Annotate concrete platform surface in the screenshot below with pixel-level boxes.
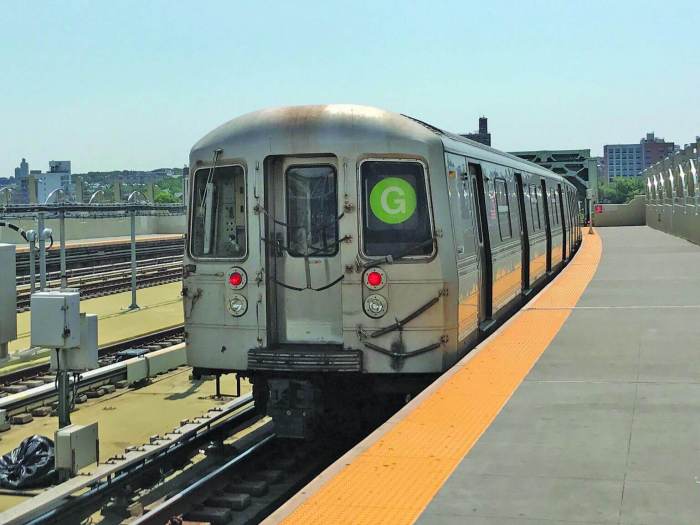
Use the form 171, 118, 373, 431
270, 226, 700, 525
416, 226, 700, 525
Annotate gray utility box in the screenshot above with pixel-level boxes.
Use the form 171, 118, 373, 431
0, 244, 17, 346
55, 422, 99, 474
31, 290, 81, 349
50, 313, 98, 371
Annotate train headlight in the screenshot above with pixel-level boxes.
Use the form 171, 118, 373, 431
363, 267, 386, 290
227, 267, 247, 289
364, 294, 388, 318
227, 294, 248, 317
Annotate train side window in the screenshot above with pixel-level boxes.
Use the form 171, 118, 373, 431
550, 191, 557, 225
361, 160, 433, 258
529, 184, 541, 231
286, 165, 338, 257
550, 189, 559, 225
190, 165, 247, 259
495, 178, 512, 240
535, 186, 545, 227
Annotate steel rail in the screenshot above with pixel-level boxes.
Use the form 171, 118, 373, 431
133, 430, 276, 525
15, 239, 184, 276
15, 255, 183, 285
16, 262, 181, 292
15, 267, 183, 310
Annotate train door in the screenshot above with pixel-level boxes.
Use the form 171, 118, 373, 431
557, 184, 567, 260
514, 173, 530, 292
468, 162, 492, 326
265, 156, 343, 345
446, 153, 480, 341
540, 179, 552, 273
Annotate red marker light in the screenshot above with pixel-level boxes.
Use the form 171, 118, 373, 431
228, 272, 243, 287
367, 271, 383, 287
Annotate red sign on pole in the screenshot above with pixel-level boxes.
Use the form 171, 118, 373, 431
594, 204, 603, 214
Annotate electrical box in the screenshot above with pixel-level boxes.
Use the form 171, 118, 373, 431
30, 290, 81, 349
0, 244, 16, 345
50, 314, 98, 371
55, 422, 99, 474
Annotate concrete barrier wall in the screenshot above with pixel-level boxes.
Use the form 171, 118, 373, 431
641, 139, 700, 245
0, 214, 185, 244
646, 202, 700, 245
592, 195, 646, 227
126, 343, 187, 384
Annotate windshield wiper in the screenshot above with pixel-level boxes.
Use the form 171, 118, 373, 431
362, 236, 436, 268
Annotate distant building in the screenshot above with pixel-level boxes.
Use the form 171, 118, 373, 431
604, 143, 642, 179
641, 133, 675, 171
13, 158, 31, 202
13, 160, 73, 203
604, 133, 674, 180
38, 161, 72, 202
461, 117, 491, 146
14, 158, 29, 179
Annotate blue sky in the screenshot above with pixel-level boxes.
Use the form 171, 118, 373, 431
1, 0, 698, 176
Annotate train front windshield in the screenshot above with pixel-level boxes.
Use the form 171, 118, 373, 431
361, 160, 433, 258
190, 165, 247, 258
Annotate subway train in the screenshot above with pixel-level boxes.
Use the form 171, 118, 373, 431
183, 105, 582, 437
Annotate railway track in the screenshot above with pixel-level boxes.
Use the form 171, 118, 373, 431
15, 401, 363, 525
0, 325, 185, 390
134, 431, 350, 525
0, 339, 388, 525
15, 255, 183, 287
7, 395, 262, 525
15, 238, 184, 277
15, 259, 183, 311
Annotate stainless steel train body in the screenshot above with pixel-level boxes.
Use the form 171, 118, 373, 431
184, 105, 582, 435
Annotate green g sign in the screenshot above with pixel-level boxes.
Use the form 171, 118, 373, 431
369, 177, 417, 224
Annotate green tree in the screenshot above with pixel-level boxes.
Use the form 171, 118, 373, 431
598, 177, 645, 204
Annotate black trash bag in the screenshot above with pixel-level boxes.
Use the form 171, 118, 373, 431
0, 435, 56, 489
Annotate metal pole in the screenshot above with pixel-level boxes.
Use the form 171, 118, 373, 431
38, 213, 47, 290
129, 210, 138, 309
57, 365, 71, 428
588, 198, 594, 234
28, 235, 36, 294
59, 210, 67, 289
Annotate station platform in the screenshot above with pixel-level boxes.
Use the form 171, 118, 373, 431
3, 282, 183, 375
270, 226, 700, 525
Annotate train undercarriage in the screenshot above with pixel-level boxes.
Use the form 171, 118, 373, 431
194, 367, 437, 439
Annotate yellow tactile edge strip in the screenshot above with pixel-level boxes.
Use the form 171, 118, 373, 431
269, 230, 603, 525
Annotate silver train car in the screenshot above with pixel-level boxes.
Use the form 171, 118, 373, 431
184, 105, 582, 437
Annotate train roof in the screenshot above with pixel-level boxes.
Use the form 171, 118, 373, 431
192, 104, 563, 183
